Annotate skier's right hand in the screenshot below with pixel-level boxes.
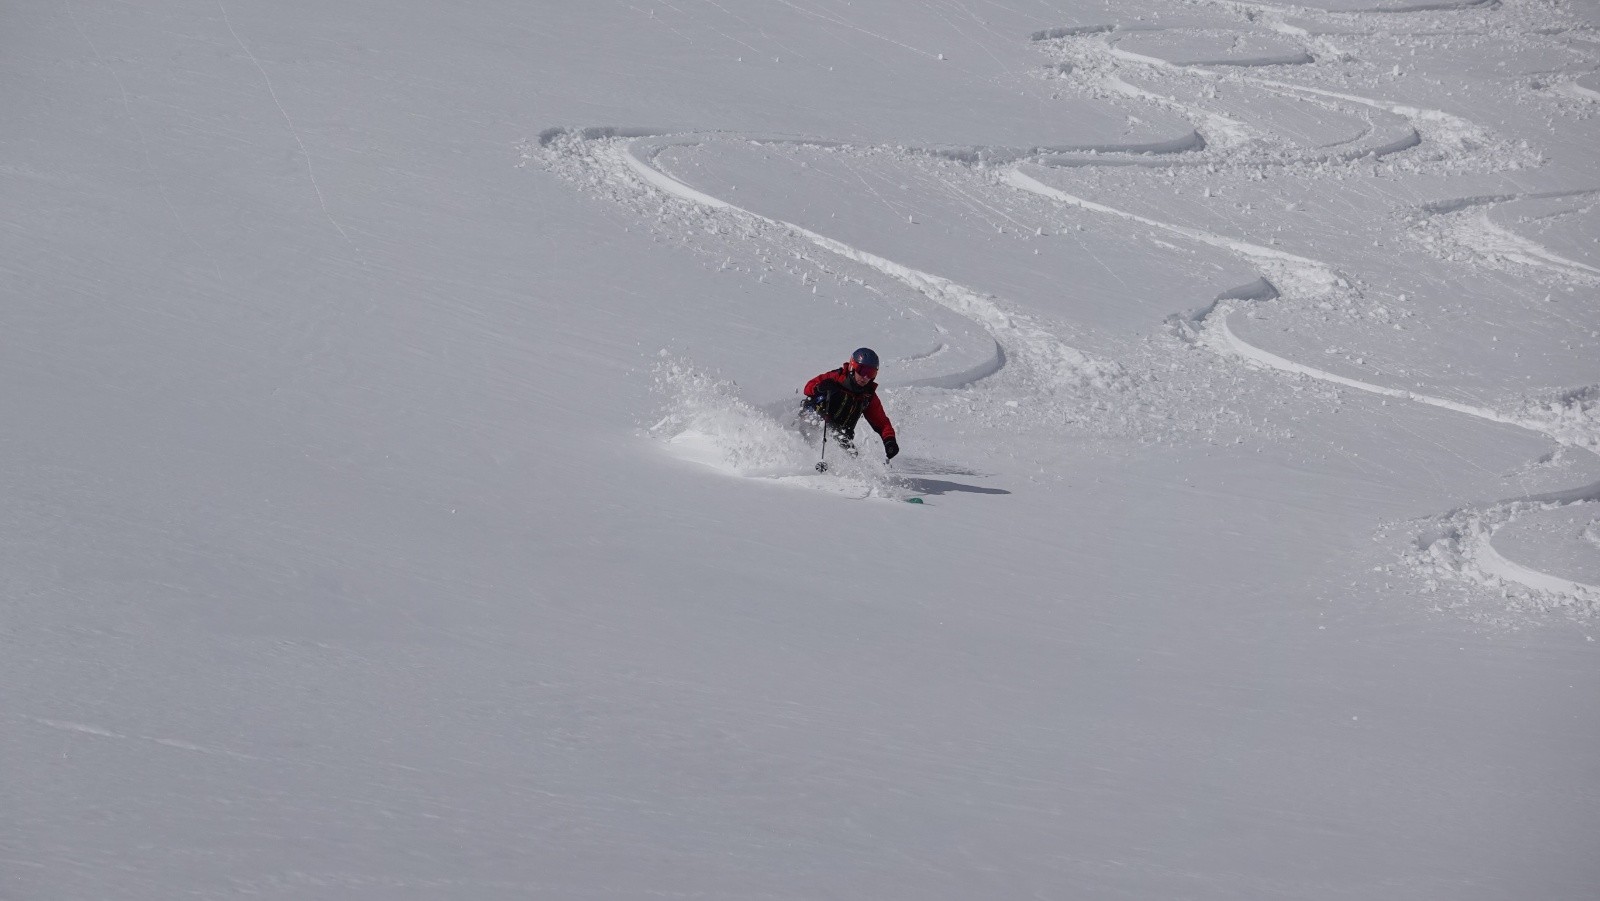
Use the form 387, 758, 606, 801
883, 437, 899, 461
808, 383, 841, 412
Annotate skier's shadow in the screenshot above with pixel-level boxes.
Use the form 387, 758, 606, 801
898, 477, 1011, 497
891, 456, 1009, 497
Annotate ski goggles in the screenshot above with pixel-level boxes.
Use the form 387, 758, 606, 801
850, 364, 878, 382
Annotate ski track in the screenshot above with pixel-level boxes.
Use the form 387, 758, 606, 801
531, 2, 1599, 616
1412, 191, 1600, 282
1026, 7, 1599, 615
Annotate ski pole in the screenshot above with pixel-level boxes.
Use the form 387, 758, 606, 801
816, 425, 828, 472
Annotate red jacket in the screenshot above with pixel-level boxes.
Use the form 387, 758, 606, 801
803, 368, 895, 441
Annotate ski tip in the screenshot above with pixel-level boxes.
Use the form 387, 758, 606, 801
905, 497, 924, 504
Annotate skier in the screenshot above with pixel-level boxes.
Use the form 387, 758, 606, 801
802, 347, 899, 462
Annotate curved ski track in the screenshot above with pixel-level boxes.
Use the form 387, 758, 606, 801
530, 1, 1599, 616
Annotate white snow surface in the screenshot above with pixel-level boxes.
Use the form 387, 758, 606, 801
4, 0, 1599, 898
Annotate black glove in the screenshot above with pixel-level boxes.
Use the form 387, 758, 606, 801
807, 383, 838, 415
883, 437, 899, 461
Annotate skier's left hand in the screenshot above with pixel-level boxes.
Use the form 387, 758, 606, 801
883, 437, 899, 461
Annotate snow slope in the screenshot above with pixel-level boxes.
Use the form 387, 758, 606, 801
4, 1, 1598, 898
